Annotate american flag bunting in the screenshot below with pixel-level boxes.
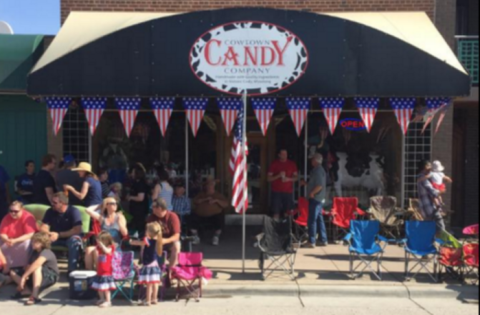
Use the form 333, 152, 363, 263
286, 97, 310, 137
251, 98, 276, 136
231, 105, 249, 214
183, 98, 209, 137
390, 98, 416, 135
115, 97, 142, 138
81, 97, 107, 136
319, 98, 345, 134
217, 98, 242, 137
355, 98, 380, 133
150, 97, 176, 137
423, 98, 451, 134
46, 97, 71, 136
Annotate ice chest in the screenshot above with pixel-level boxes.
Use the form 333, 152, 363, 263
69, 271, 97, 300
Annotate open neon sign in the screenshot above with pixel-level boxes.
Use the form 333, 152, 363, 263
340, 118, 367, 131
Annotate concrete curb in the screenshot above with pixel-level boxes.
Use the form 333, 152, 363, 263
201, 284, 479, 300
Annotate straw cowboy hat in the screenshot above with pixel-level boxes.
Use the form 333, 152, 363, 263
72, 162, 96, 176
432, 160, 445, 172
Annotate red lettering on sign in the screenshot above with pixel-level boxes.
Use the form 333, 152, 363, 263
222, 46, 240, 66
272, 37, 293, 66
205, 39, 222, 66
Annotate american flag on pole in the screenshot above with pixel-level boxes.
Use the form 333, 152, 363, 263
390, 98, 416, 135
81, 97, 107, 136
231, 104, 249, 214
217, 98, 242, 136
355, 98, 380, 133
183, 98, 209, 137
423, 98, 450, 134
251, 98, 276, 136
287, 97, 310, 137
46, 97, 71, 136
320, 98, 345, 134
150, 97, 175, 137
115, 97, 142, 138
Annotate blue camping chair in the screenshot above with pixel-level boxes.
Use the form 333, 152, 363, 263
344, 220, 390, 280
401, 221, 444, 282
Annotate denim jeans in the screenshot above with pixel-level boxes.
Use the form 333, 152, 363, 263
308, 199, 328, 245
52, 236, 83, 272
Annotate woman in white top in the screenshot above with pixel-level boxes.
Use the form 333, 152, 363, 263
151, 168, 174, 211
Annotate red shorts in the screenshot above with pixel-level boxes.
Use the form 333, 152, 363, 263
432, 182, 446, 192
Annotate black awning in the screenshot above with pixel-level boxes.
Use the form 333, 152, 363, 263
27, 8, 471, 97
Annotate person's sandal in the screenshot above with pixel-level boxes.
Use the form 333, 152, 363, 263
11, 292, 28, 300
99, 301, 111, 308
25, 297, 42, 306
95, 299, 105, 306
142, 301, 151, 307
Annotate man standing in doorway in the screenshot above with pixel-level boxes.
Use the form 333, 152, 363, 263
302, 153, 328, 248
33, 154, 57, 206
268, 149, 298, 220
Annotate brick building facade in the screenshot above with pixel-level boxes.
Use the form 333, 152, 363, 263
50, 0, 474, 227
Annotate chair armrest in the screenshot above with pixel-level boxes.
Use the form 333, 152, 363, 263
378, 235, 390, 243
398, 238, 407, 245
435, 238, 448, 247
356, 208, 367, 216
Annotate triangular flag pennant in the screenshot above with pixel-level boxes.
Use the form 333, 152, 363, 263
183, 97, 209, 137
46, 97, 71, 136
150, 97, 176, 137
319, 98, 345, 134
251, 98, 276, 136
217, 98, 242, 137
115, 97, 142, 138
286, 97, 310, 137
355, 98, 380, 133
81, 97, 107, 136
390, 98, 416, 135
435, 102, 452, 135
423, 98, 450, 134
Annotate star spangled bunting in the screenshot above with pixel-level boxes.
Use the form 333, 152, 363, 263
286, 97, 310, 137
217, 98, 242, 137
319, 98, 345, 134
46, 97, 71, 136
251, 98, 276, 136
150, 97, 175, 137
231, 105, 249, 214
435, 102, 452, 135
423, 98, 451, 134
115, 97, 142, 138
390, 98, 416, 135
81, 97, 107, 136
355, 98, 380, 133
183, 98, 209, 137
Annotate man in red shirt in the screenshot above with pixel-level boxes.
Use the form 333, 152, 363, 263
146, 197, 181, 267
268, 149, 299, 219
0, 201, 38, 274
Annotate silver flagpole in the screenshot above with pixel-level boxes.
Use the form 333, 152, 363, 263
242, 91, 248, 274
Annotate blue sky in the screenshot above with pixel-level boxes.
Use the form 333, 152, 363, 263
0, 0, 60, 35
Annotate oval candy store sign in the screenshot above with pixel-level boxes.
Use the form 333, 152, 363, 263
190, 21, 309, 96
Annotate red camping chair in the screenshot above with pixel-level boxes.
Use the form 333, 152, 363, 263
439, 246, 464, 282
171, 253, 212, 302
293, 198, 309, 244
463, 243, 479, 285
330, 197, 365, 242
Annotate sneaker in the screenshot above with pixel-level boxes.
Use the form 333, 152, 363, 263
212, 236, 220, 246
318, 242, 328, 247
302, 243, 315, 249
192, 235, 201, 245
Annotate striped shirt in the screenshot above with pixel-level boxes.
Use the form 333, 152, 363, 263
172, 196, 191, 216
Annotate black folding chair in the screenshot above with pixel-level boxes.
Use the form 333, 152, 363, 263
257, 217, 297, 281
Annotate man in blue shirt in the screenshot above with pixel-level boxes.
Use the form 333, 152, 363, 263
0, 165, 11, 221
40, 192, 83, 273
16, 160, 36, 204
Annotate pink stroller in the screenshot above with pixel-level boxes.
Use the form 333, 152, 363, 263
170, 253, 212, 302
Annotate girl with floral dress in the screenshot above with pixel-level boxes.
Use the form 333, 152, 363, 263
130, 222, 163, 306
91, 231, 116, 308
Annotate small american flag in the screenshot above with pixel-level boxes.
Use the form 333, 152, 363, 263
355, 98, 380, 133
217, 98, 242, 137
46, 97, 71, 136
81, 97, 107, 136
150, 97, 175, 137
287, 97, 310, 137
115, 97, 142, 138
231, 105, 249, 214
390, 98, 416, 135
183, 98, 209, 137
320, 98, 345, 134
252, 98, 276, 136
423, 97, 450, 134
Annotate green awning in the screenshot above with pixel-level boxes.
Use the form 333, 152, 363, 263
0, 34, 44, 93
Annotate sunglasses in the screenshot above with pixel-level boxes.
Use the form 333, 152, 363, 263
106, 202, 117, 206
9, 210, 20, 214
